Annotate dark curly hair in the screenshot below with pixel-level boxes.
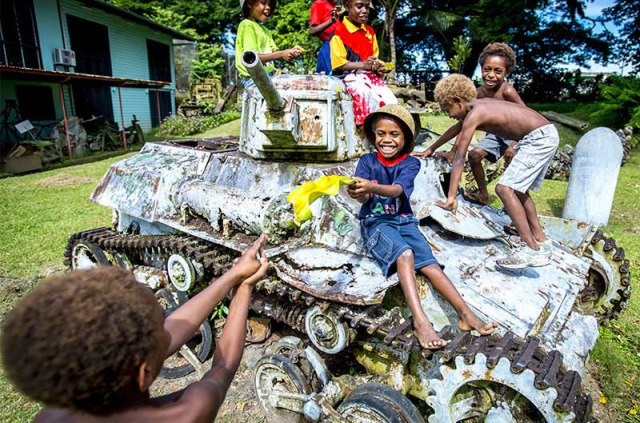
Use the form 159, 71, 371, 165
1, 267, 163, 415
478, 42, 517, 74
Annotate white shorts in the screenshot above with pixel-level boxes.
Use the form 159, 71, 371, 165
498, 124, 559, 193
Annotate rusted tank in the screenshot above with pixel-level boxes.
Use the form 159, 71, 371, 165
66, 52, 631, 422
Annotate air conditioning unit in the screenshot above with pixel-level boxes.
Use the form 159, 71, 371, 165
53, 48, 76, 67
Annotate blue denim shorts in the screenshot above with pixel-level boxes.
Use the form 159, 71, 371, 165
360, 215, 441, 277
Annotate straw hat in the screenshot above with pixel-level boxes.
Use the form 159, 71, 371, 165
363, 104, 416, 154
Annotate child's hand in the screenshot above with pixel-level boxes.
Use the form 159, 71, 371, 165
283, 48, 302, 61
412, 147, 434, 158
435, 196, 458, 214
331, 8, 339, 22
364, 56, 380, 71
232, 234, 268, 280
347, 177, 374, 198
240, 247, 269, 289
503, 145, 517, 163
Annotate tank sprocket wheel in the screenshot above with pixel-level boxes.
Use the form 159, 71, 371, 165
582, 230, 632, 323
425, 332, 593, 423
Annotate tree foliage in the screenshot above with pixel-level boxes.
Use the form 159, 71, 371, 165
605, 0, 640, 74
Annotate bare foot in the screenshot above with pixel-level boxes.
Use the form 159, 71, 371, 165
463, 190, 490, 206
414, 320, 448, 350
457, 310, 498, 335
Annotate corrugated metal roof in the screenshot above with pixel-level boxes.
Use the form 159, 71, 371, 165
0, 65, 169, 88
74, 0, 196, 41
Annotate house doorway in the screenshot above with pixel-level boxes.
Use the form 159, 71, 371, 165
67, 15, 113, 121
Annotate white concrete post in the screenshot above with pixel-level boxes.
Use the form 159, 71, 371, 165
562, 127, 623, 226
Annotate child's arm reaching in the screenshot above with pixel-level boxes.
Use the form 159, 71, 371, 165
259, 46, 303, 63
435, 115, 480, 213
160, 236, 269, 421
162, 234, 267, 356
414, 121, 462, 158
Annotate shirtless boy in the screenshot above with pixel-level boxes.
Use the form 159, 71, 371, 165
433, 74, 558, 269
1, 236, 269, 422
417, 43, 525, 205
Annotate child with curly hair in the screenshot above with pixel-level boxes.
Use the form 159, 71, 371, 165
417, 42, 525, 206
347, 104, 497, 349
432, 74, 557, 269
1, 236, 269, 422
236, 0, 303, 89
330, 0, 397, 127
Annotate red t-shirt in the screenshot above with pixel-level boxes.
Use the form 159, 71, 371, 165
310, 0, 337, 41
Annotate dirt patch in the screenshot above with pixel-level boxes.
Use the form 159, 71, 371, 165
0, 275, 40, 325
37, 173, 95, 187
582, 360, 620, 423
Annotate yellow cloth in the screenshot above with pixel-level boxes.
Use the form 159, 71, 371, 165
287, 175, 355, 225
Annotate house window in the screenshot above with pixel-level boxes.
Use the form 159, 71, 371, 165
0, 0, 42, 68
149, 90, 172, 127
147, 40, 171, 82
16, 85, 56, 121
67, 15, 112, 76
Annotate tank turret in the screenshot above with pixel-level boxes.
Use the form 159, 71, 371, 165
239, 50, 366, 161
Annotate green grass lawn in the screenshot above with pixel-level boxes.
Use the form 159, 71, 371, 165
0, 113, 638, 420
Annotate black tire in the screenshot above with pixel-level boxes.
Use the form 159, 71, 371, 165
347, 383, 425, 423
156, 288, 213, 379
338, 391, 413, 423
254, 355, 310, 423
69, 239, 111, 269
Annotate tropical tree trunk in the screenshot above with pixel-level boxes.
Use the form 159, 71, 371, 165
387, 9, 396, 82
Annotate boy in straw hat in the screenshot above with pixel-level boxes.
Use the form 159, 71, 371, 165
346, 105, 497, 349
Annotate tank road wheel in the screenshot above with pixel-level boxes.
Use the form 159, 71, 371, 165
305, 305, 351, 354
167, 253, 196, 292
156, 289, 213, 379
582, 230, 632, 323
254, 355, 311, 423
338, 383, 425, 423
425, 332, 593, 423
70, 239, 111, 269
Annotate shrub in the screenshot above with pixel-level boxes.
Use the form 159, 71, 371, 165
591, 75, 640, 148
159, 111, 241, 136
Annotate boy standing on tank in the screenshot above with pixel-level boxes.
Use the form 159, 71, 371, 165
433, 74, 558, 269
1, 236, 269, 422
309, 0, 339, 74
346, 104, 497, 349
418, 43, 525, 206
236, 0, 303, 89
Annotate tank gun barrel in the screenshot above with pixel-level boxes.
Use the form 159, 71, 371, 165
242, 50, 285, 112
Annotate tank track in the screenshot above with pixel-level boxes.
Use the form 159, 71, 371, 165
65, 228, 594, 421
64, 227, 235, 278
587, 230, 632, 322
434, 330, 593, 422
64, 229, 424, 354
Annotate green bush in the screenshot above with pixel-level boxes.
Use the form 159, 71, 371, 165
159, 111, 241, 136
591, 75, 640, 147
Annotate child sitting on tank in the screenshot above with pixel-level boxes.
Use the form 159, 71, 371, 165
1, 236, 269, 423
330, 0, 397, 128
417, 42, 525, 206
236, 0, 303, 89
432, 74, 558, 269
346, 105, 498, 349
